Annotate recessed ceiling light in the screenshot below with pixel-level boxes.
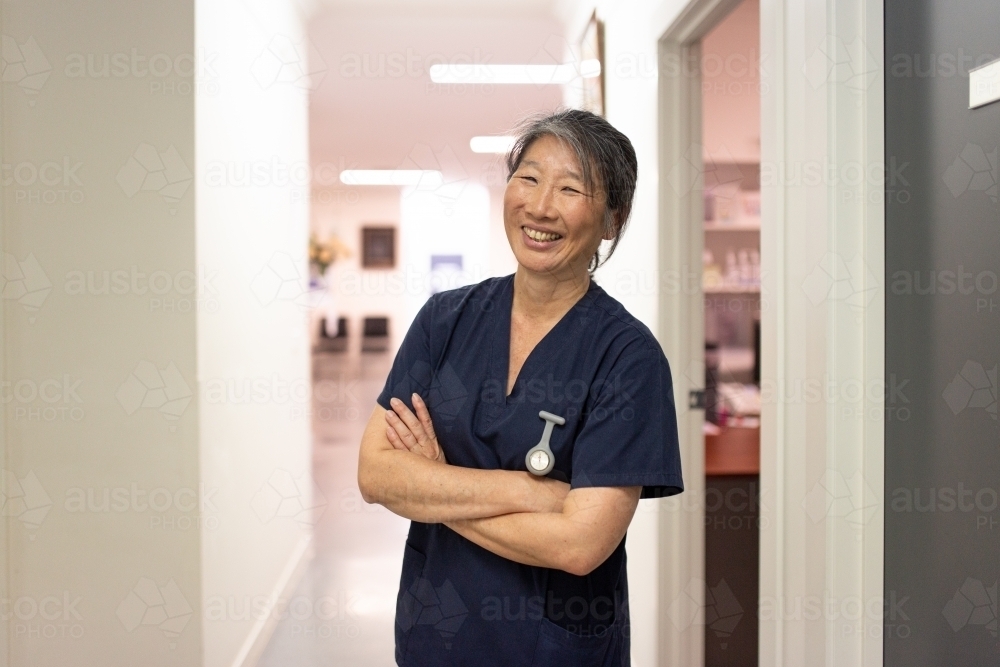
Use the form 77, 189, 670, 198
470, 136, 516, 154
339, 170, 443, 187
429, 60, 601, 85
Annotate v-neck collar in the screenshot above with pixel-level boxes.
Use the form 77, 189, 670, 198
492, 274, 597, 406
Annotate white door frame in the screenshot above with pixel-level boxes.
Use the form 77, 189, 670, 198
655, 0, 885, 665
655, 1, 745, 666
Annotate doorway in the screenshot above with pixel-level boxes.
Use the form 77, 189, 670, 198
700, 2, 761, 665
657, 0, 760, 664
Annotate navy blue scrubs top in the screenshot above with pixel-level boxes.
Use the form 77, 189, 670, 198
376, 273, 683, 667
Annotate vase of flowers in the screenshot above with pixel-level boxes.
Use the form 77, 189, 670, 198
309, 234, 350, 288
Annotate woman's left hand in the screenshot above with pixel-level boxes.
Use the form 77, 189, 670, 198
385, 394, 447, 464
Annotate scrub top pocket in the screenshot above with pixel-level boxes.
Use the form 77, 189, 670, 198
530, 616, 620, 667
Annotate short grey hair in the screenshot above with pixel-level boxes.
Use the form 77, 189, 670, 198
505, 108, 638, 274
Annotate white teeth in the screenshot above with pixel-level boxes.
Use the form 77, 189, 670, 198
524, 227, 562, 242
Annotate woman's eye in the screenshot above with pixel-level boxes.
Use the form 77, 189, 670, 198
562, 187, 580, 194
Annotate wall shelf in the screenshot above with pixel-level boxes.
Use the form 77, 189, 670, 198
704, 221, 760, 231
704, 285, 760, 294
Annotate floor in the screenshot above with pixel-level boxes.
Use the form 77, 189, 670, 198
258, 351, 409, 667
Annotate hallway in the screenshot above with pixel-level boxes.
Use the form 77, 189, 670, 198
258, 352, 406, 667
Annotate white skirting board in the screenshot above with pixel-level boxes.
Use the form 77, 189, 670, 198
230, 535, 314, 667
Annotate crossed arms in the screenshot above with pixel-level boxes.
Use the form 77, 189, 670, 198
356, 394, 641, 577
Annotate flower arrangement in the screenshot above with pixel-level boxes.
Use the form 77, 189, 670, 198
309, 234, 350, 276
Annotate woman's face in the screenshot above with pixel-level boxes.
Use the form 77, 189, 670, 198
503, 134, 611, 280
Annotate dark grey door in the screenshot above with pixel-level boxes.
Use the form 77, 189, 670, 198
885, 1, 1000, 664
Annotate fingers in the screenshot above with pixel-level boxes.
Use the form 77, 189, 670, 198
412, 393, 437, 441
389, 397, 429, 443
384, 408, 420, 451
385, 425, 408, 451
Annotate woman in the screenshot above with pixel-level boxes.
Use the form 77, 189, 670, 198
357, 108, 683, 667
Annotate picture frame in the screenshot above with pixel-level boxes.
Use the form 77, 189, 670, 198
580, 10, 605, 117
361, 226, 396, 268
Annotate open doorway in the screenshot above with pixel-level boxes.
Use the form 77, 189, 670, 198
700, 1, 761, 665
656, 0, 761, 664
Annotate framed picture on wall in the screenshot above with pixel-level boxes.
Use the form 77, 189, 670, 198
361, 226, 396, 268
580, 10, 605, 117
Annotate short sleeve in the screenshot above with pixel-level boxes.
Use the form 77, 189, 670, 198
375, 296, 437, 414
570, 343, 684, 499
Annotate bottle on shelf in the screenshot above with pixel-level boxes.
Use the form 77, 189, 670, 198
703, 248, 722, 290
738, 249, 752, 286
724, 250, 739, 287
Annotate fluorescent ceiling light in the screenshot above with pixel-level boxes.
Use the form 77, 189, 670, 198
470, 136, 516, 154
429, 60, 601, 85
339, 170, 443, 187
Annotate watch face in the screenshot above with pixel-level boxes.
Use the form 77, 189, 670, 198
530, 450, 550, 471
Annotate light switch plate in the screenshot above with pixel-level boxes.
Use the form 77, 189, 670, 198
970, 57, 1000, 109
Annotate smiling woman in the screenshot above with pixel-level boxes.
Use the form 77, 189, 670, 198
356, 108, 682, 667
504, 109, 638, 277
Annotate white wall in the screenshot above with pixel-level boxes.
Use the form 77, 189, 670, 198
1, 1, 203, 665
0, 1, 311, 665
195, 1, 313, 666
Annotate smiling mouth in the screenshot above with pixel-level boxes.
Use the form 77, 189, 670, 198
523, 226, 563, 242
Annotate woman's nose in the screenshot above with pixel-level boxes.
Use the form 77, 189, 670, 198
524, 184, 556, 219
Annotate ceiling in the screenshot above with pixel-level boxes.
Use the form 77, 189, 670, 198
307, 4, 568, 191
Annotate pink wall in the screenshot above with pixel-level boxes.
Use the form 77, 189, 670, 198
702, 0, 761, 163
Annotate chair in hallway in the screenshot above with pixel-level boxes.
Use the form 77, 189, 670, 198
316, 316, 348, 353
361, 316, 389, 352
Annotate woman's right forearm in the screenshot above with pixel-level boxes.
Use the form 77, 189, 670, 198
358, 448, 557, 523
